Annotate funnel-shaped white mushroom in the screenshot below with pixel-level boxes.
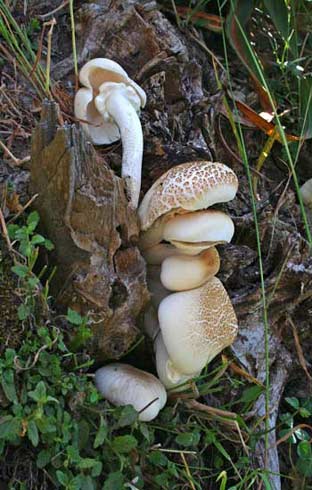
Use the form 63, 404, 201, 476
74, 58, 146, 208
160, 247, 220, 291
154, 333, 200, 391
95, 363, 166, 422
158, 277, 238, 375
140, 209, 235, 250
139, 161, 238, 231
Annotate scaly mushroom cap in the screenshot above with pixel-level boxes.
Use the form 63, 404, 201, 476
95, 363, 167, 422
160, 247, 220, 291
155, 333, 200, 390
158, 277, 238, 374
138, 161, 238, 231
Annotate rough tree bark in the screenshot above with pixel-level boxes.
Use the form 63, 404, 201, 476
30, 101, 149, 361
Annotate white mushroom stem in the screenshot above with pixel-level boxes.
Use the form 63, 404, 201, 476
95, 83, 143, 208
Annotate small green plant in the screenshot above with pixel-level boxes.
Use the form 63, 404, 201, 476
279, 396, 312, 481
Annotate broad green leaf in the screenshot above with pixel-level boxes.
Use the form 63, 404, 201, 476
27, 419, 39, 447
37, 449, 52, 468
17, 303, 31, 321
67, 308, 83, 326
175, 431, 200, 447
117, 405, 138, 427
1, 369, 17, 403
11, 264, 29, 278
112, 435, 137, 453
103, 472, 124, 490
285, 397, 299, 410
240, 385, 263, 404
297, 440, 312, 459
27, 211, 40, 231
28, 381, 47, 403
94, 416, 107, 448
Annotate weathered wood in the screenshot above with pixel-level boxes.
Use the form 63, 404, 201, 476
30, 100, 149, 361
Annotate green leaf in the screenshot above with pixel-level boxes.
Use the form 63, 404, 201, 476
285, 397, 299, 410
297, 440, 312, 459
44, 239, 54, 251
27, 419, 39, 447
297, 457, 312, 477
0, 416, 21, 441
79, 458, 98, 469
262, 0, 290, 43
28, 381, 47, 403
7, 224, 19, 239
17, 303, 31, 321
80, 476, 95, 490
91, 461, 102, 477
31, 234, 45, 245
27, 211, 40, 231
1, 369, 17, 403
148, 451, 168, 467
94, 416, 107, 448
103, 472, 124, 490
37, 449, 52, 468
112, 435, 138, 453
240, 385, 263, 404
175, 431, 200, 447
67, 308, 83, 326
56, 470, 70, 487
117, 405, 138, 427
11, 264, 29, 278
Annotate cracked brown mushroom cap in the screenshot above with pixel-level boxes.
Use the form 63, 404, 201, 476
160, 247, 220, 291
138, 161, 238, 232
95, 363, 167, 422
158, 277, 238, 375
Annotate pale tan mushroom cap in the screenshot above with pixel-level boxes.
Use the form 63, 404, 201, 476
139, 161, 238, 231
300, 178, 312, 208
79, 58, 146, 105
95, 363, 167, 422
160, 247, 220, 291
154, 333, 200, 390
158, 277, 238, 374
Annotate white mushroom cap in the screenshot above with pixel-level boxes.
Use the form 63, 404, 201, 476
95, 363, 167, 422
154, 334, 200, 391
160, 247, 220, 291
75, 58, 146, 146
158, 277, 238, 375
300, 178, 312, 208
75, 58, 146, 208
139, 161, 238, 231
140, 209, 235, 250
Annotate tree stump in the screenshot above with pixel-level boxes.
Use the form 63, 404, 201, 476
30, 100, 149, 361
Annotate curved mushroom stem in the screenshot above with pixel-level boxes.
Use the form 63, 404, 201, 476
95, 87, 143, 208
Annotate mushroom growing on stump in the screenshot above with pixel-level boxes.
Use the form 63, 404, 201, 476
75, 58, 146, 208
160, 247, 220, 291
138, 160, 239, 392
95, 363, 167, 422
158, 277, 238, 375
138, 161, 238, 246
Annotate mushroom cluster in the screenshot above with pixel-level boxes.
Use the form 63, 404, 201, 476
138, 161, 239, 391
75, 59, 239, 421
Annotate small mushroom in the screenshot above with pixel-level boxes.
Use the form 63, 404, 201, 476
75, 58, 146, 208
95, 363, 167, 422
154, 333, 200, 390
300, 178, 312, 208
139, 161, 238, 232
158, 277, 238, 375
160, 247, 220, 291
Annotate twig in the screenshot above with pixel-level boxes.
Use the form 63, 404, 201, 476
288, 316, 312, 381
7, 193, 39, 224
180, 452, 196, 490
0, 206, 12, 250
14, 329, 59, 371
0, 139, 30, 166
69, 0, 79, 91
45, 18, 56, 96
39, 0, 70, 20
